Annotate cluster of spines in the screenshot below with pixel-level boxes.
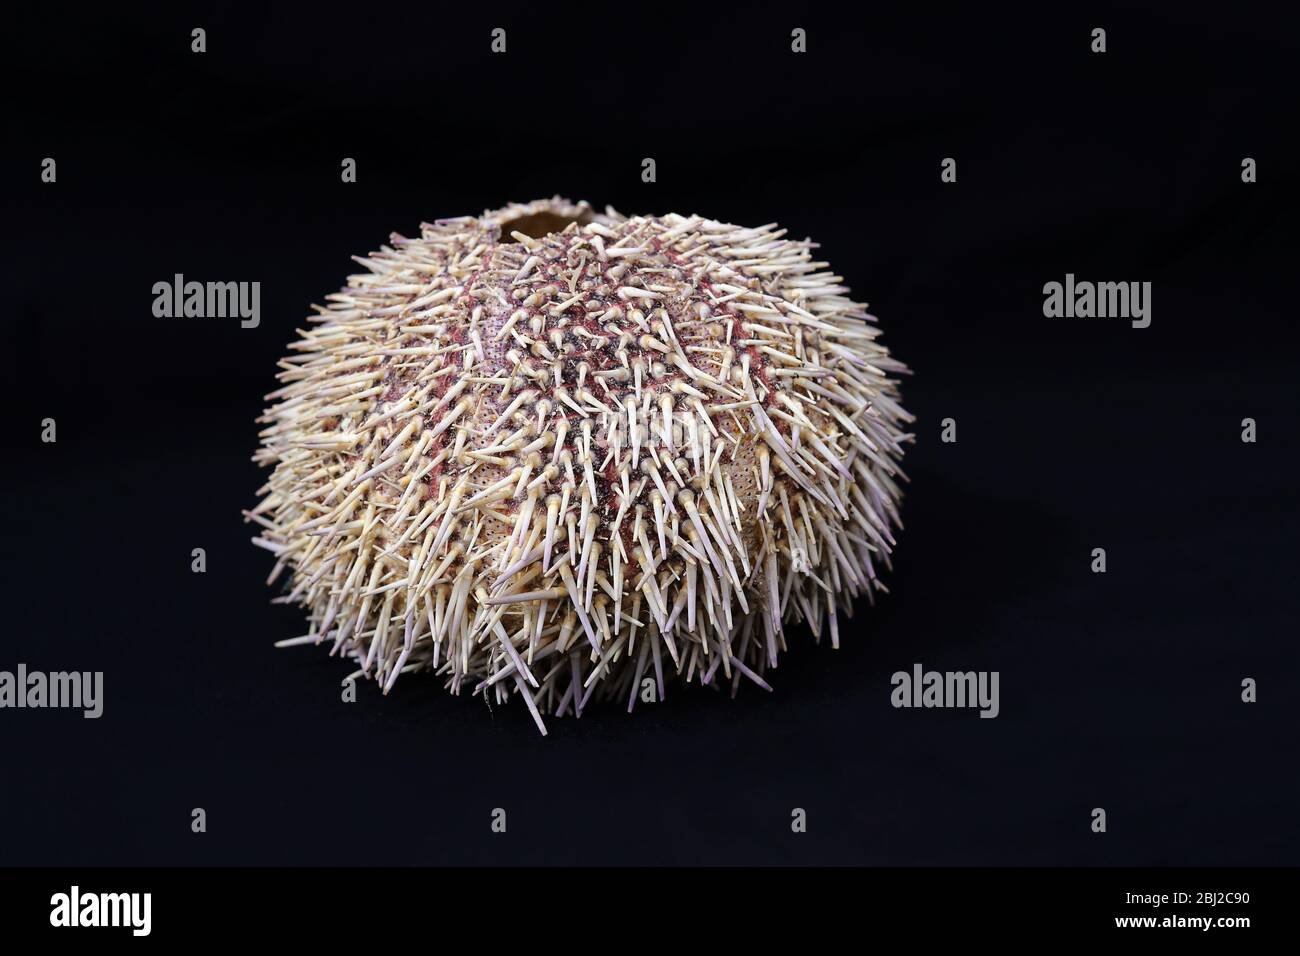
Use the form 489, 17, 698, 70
249, 198, 912, 733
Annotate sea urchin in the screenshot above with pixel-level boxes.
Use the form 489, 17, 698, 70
248, 197, 912, 733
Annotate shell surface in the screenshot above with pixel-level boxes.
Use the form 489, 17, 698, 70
251, 197, 912, 732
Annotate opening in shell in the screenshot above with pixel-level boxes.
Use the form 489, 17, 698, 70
497, 208, 592, 241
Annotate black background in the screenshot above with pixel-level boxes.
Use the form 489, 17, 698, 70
2, 2, 1296, 867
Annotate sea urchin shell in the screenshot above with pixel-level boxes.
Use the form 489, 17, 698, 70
249, 197, 912, 733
